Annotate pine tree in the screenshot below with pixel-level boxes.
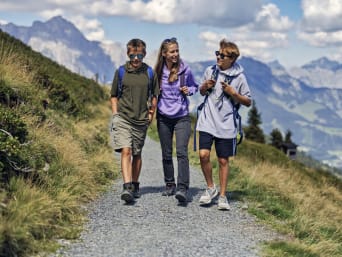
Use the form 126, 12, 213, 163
284, 129, 293, 144
270, 128, 283, 149
244, 100, 265, 143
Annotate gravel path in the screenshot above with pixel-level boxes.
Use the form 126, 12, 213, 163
54, 136, 282, 257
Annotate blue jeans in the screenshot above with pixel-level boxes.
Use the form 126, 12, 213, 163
157, 113, 191, 190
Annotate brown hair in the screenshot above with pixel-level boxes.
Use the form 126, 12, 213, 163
126, 38, 146, 55
154, 38, 180, 84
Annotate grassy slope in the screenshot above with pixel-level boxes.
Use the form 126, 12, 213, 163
149, 118, 342, 257
0, 30, 118, 257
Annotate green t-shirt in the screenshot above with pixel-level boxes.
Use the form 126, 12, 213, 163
111, 62, 159, 125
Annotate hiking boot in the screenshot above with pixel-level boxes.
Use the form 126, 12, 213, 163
121, 183, 134, 203
218, 196, 230, 210
162, 182, 176, 196
175, 189, 188, 203
199, 185, 218, 205
132, 182, 141, 198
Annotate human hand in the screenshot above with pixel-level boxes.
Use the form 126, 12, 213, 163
221, 82, 237, 97
111, 113, 119, 131
179, 86, 189, 95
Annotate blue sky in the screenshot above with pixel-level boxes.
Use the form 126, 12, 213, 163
0, 0, 341, 68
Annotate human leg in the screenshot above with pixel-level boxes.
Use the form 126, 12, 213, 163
132, 154, 142, 198
218, 157, 229, 197
120, 147, 134, 202
121, 147, 132, 183
112, 115, 135, 203
130, 122, 148, 198
215, 138, 235, 210
198, 131, 218, 204
174, 115, 191, 191
157, 115, 176, 196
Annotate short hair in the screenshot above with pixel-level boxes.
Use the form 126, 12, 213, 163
126, 38, 146, 55
219, 39, 240, 60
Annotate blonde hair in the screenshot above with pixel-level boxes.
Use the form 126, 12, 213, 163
154, 38, 180, 84
219, 39, 240, 62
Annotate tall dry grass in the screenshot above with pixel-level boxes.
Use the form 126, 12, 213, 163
232, 156, 342, 257
0, 42, 35, 86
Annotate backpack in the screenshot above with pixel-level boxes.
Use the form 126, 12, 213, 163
117, 65, 154, 106
193, 65, 243, 151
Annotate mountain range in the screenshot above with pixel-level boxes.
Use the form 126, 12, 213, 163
1, 16, 341, 170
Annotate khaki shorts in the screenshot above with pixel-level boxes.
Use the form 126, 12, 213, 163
112, 114, 148, 155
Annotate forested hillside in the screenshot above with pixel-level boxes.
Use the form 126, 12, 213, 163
0, 30, 117, 257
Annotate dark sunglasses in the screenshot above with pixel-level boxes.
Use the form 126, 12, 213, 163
129, 53, 144, 60
163, 37, 177, 43
215, 51, 234, 59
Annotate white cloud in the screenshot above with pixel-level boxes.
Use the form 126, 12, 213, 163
197, 3, 293, 63
0, 0, 263, 28
254, 4, 293, 31
299, 0, 342, 47
69, 16, 105, 41
298, 30, 342, 47
39, 8, 64, 19
0, 19, 8, 25
301, 0, 342, 32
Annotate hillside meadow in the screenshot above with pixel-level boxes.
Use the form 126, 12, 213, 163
1, 30, 341, 257
0, 30, 118, 257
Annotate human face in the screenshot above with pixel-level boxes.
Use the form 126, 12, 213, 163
163, 43, 179, 66
128, 48, 145, 69
216, 49, 235, 70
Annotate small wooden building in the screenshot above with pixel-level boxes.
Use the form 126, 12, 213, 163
281, 142, 298, 159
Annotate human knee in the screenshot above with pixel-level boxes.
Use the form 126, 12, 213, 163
199, 150, 210, 162
218, 157, 228, 166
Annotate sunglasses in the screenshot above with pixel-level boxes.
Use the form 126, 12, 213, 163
215, 51, 235, 59
129, 53, 144, 60
163, 37, 177, 44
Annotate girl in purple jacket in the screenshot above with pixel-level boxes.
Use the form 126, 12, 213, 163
154, 37, 198, 203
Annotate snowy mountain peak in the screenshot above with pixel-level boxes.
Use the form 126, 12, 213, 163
302, 57, 341, 71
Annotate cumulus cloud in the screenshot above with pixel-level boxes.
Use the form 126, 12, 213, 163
199, 27, 290, 63
299, 0, 342, 47
254, 4, 293, 31
197, 3, 293, 63
69, 16, 106, 41
301, 0, 342, 33
0, 0, 262, 28
0, 0, 295, 64
298, 30, 342, 47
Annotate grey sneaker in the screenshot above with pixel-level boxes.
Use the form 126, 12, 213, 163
162, 183, 176, 196
121, 183, 134, 203
121, 189, 134, 203
199, 185, 218, 205
218, 196, 230, 210
175, 189, 187, 203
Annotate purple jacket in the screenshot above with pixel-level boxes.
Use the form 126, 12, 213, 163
157, 60, 198, 118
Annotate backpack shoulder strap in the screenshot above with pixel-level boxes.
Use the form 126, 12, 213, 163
117, 65, 126, 98
147, 66, 154, 99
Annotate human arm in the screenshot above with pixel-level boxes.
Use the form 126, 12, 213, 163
110, 69, 120, 114
148, 96, 157, 123
199, 79, 216, 96
179, 71, 198, 96
221, 79, 252, 107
